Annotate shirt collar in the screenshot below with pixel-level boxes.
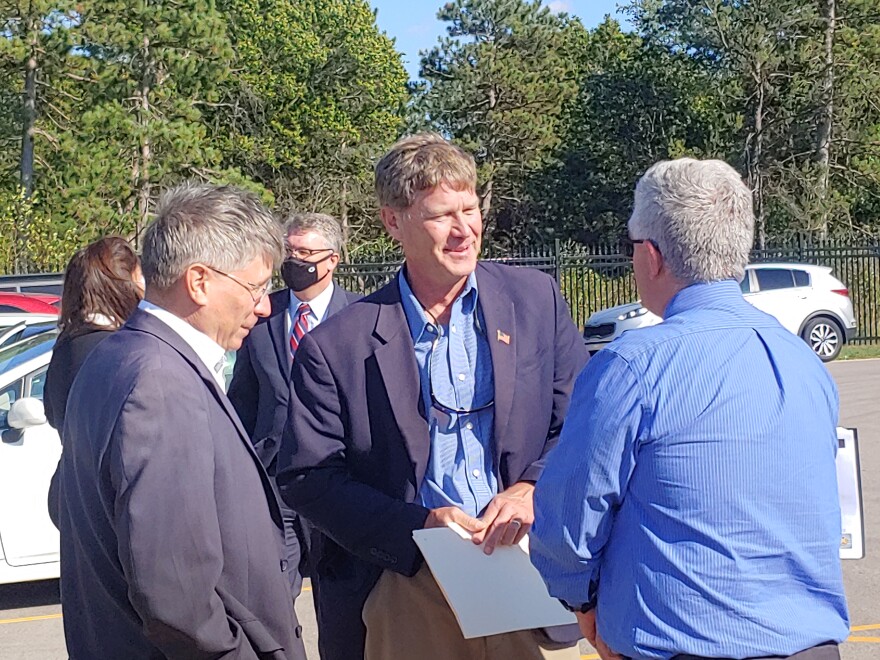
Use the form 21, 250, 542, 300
138, 300, 228, 389
398, 267, 479, 343
290, 280, 335, 323
664, 279, 745, 318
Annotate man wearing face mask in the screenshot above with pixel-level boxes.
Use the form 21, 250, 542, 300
228, 212, 360, 601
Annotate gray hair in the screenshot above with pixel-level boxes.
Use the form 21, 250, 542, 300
142, 182, 284, 290
629, 158, 754, 284
375, 132, 477, 209
282, 212, 344, 254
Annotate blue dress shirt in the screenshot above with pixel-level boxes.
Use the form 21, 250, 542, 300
399, 270, 498, 518
531, 280, 849, 660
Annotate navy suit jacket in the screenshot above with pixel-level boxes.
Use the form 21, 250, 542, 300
277, 262, 589, 660
229, 284, 360, 473
58, 309, 306, 660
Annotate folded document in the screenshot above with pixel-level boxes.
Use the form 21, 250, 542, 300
412, 523, 576, 639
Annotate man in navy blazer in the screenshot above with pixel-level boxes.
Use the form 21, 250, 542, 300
58, 183, 306, 660
277, 134, 589, 660
229, 211, 359, 598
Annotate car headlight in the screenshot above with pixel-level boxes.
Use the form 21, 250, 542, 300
617, 307, 648, 321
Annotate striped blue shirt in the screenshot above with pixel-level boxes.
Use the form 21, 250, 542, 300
531, 280, 849, 660
399, 270, 498, 518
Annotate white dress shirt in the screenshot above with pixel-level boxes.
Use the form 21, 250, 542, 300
139, 300, 228, 390
286, 281, 335, 339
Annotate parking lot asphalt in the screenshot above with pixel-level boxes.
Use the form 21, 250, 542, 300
0, 358, 878, 660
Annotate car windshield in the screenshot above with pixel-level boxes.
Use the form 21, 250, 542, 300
0, 331, 57, 375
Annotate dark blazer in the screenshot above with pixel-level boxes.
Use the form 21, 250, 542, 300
58, 309, 306, 660
228, 284, 360, 473
45, 327, 114, 529
44, 327, 114, 431
277, 262, 590, 660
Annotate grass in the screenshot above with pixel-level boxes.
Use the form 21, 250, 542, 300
839, 343, 880, 361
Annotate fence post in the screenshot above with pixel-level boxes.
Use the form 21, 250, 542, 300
554, 238, 562, 284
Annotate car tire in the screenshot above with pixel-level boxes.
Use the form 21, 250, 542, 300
801, 317, 843, 362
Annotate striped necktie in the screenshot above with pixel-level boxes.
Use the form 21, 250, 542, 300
289, 303, 312, 358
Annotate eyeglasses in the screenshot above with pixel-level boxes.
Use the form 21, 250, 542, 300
287, 247, 335, 260
622, 237, 660, 259
205, 265, 271, 304
428, 337, 494, 416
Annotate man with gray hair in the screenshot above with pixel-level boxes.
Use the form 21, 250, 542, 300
58, 183, 307, 660
531, 158, 849, 660
229, 211, 359, 601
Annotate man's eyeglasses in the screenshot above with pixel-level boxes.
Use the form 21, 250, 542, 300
205, 265, 270, 304
288, 247, 335, 260
622, 237, 660, 259
428, 338, 494, 416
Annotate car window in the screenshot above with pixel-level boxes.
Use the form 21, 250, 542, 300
0, 305, 20, 312
793, 270, 810, 287
755, 268, 795, 291
0, 378, 23, 428
27, 366, 48, 400
740, 275, 752, 294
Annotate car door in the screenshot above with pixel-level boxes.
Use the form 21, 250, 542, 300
0, 365, 61, 566
744, 267, 814, 334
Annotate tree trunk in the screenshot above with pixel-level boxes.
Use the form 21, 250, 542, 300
16, 17, 39, 274
340, 177, 350, 263
751, 64, 767, 249
20, 52, 36, 199
136, 34, 153, 248
815, 0, 836, 239
480, 85, 497, 222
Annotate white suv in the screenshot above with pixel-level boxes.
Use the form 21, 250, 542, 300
583, 263, 857, 362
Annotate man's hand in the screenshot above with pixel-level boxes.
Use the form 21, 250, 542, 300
472, 481, 534, 555
424, 506, 487, 535
576, 610, 622, 660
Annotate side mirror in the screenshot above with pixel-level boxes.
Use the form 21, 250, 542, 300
7, 397, 47, 429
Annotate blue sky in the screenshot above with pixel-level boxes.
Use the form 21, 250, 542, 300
369, 0, 629, 79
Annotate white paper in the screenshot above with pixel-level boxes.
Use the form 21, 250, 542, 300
412, 526, 576, 639
837, 427, 865, 560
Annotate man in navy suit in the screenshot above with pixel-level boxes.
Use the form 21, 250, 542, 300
229, 211, 359, 599
59, 183, 306, 659
277, 134, 589, 660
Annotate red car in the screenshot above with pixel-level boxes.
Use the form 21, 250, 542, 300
0, 292, 60, 314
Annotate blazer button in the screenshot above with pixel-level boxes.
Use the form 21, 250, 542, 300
280, 560, 289, 572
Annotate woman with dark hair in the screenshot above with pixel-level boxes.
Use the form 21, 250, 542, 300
46, 236, 143, 526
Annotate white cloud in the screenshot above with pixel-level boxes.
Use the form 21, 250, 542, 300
547, 0, 571, 13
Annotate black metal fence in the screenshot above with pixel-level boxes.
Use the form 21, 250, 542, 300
337, 237, 880, 344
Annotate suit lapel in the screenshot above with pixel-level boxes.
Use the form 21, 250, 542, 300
476, 264, 517, 452
126, 310, 284, 526
266, 290, 291, 372
326, 284, 348, 319
372, 278, 431, 487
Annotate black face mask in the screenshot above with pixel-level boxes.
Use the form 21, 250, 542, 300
281, 254, 333, 292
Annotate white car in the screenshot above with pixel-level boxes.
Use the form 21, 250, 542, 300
583, 263, 857, 362
0, 331, 61, 584
0, 313, 57, 348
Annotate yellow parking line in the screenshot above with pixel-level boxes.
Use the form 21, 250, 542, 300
0, 613, 62, 625
848, 636, 880, 643
581, 655, 599, 660
851, 623, 880, 631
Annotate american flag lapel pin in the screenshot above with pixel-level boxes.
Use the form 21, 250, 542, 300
497, 329, 511, 345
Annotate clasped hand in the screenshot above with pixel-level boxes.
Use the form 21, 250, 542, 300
424, 482, 535, 555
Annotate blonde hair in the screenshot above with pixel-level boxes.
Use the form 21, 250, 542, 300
375, 132, 477, 209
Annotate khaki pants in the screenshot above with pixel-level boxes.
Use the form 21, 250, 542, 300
363, 564, 580, 660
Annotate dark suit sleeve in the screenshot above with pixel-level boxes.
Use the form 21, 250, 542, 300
108, 365, 261, 660
277, 333, 430, 576
520, 277, 590, 483
227, 338, 258, 438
